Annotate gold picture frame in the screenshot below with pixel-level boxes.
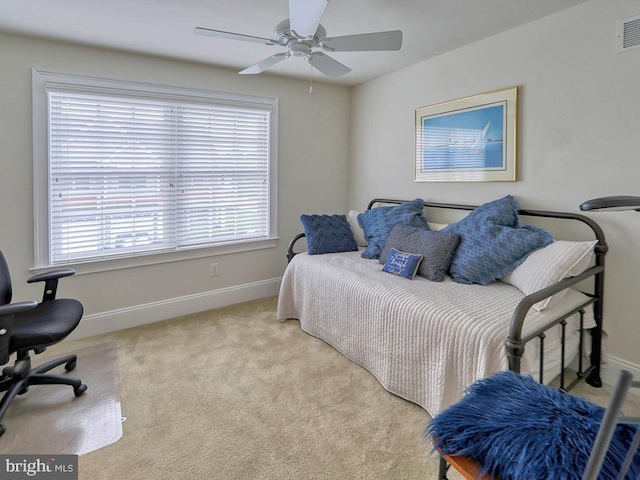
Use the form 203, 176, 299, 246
415, 86, 517, 182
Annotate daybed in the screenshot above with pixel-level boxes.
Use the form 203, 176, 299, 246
276, 197, 606, 416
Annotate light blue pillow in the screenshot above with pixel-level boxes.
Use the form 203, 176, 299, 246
357, 199, 429, 259
382, 249, 423, 280
442, 195, 553, 285
300, 214, 358, 255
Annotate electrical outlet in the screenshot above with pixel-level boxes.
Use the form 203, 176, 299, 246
210, 263, 219, 277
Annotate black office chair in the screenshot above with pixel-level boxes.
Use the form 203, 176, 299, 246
0, 250, 86, 437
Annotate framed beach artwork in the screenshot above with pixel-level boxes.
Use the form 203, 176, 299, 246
415, 86, 517, 182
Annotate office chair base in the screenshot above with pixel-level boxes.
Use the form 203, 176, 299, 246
0, 353, 87, 438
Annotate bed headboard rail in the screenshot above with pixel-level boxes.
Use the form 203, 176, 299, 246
368, 198, 607, 255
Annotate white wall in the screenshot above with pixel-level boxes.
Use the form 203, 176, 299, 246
0, 33, 350, 334
349, 0, 640, 369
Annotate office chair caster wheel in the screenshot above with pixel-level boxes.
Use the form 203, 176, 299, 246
74, 383, 87, 397
65, 360, 76, 372
0, 424, 4, 438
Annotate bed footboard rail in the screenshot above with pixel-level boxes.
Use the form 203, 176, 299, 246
368, 198, 607, 390
505, 209, 606, 390
507, 264, 605, 389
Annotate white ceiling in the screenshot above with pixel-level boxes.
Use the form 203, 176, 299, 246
0, 0, 589, 86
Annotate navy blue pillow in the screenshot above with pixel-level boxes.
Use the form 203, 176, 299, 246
357, 199, 429, 259
442, 196, 553, 285
426, 371, 640, 480
382, 249, 423, 280
300, 214, 358, 255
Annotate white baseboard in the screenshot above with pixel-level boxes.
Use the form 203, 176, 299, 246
601, 355, 640, 388
67, 279, 640, 397
67, 277, 282, 341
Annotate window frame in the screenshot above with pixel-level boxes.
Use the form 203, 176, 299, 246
32, 69, 278, 273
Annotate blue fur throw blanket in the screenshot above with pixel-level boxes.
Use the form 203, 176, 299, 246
425, 371, 640, 480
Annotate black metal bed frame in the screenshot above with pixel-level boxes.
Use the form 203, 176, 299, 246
287, 198, 608, 390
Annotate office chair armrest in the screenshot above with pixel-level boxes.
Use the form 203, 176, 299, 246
0, 300, 38, 318
27, 269, 76, 302
27, 269, 76, 284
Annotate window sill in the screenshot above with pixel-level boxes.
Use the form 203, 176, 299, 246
31, 237, 279, 275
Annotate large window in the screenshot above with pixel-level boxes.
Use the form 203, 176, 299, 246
33, 70, 278, 270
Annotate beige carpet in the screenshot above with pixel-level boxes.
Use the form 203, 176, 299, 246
39, 296, 632, 480
1, 342, 123, 455
48, 297, 436, 480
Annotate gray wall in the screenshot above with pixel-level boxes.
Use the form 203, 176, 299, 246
349, 0, 640, 370
0, 33, 351, 332
2, 0, 639, 378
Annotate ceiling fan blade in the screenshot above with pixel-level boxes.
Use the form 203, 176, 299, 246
308, 52, 351, 79
323, 30, 403, 51
194, 27, 275, 45
239, 53, 289, 75
289, 0, 327, 38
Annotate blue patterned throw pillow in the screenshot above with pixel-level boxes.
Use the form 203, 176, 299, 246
382, 249, 423, 280
300, 214, 358, 255
442, 196, 553, 285
357, 199, 429, 259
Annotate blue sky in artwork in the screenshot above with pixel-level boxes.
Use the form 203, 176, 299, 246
420, 103, 506, 170
423, 104, 504, 142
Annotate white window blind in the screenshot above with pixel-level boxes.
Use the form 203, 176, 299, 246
175, 104, 270, 248
36, 72, 276, 267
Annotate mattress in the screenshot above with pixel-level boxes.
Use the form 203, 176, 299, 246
276, 250, 595, 416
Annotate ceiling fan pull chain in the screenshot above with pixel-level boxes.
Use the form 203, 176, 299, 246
309, 61, 314, 94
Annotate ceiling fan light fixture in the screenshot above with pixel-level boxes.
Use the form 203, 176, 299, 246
289, 43, 311, 57
195, 0, 402, 79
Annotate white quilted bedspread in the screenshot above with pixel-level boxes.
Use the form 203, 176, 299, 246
276, 250, 595, 416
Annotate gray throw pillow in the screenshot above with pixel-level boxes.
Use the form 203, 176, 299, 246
379, 223, 460, 282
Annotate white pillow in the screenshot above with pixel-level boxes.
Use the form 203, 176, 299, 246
349, 214, 447, 245
501, 240, 598, 311
347, 210, 368, 247
427, 222, 449, 231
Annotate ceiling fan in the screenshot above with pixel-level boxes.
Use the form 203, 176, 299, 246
194, 0, 403, 79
